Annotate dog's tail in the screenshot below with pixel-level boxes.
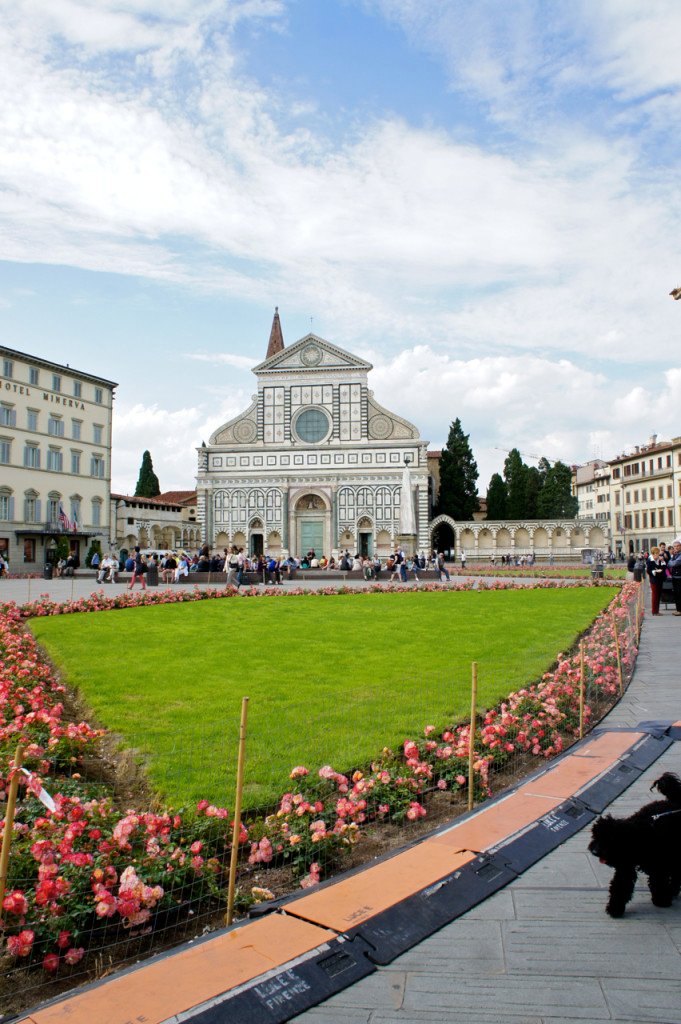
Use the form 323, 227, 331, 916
650, 772, 681, 804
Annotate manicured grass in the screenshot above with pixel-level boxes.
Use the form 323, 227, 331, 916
30, 588, 614, 811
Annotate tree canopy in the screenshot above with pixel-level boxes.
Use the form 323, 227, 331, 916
485, 452, 577, 520
436, 418, 479, 521
134, 450, 161, 498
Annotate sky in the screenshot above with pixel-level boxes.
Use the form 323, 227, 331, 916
1, 0, 680, 496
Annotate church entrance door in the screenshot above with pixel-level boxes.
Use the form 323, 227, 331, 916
359, 532, 373, 557
250, 533, 264, 558
300, 520, 324, 560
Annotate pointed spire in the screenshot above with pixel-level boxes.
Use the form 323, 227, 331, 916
266, 306, 285, 359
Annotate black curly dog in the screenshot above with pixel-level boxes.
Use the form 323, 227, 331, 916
588, 772, 681, 917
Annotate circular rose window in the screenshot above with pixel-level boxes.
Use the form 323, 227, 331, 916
294, 408, 330, 444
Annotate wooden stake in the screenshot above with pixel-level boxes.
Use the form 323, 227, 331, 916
226, 697, 249, 926
579, 641, 586, 740
612, 613, 624, 696
468, 662, 478, 812
0, 744, 25, 917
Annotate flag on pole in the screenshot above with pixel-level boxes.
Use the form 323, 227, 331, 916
58, 502, 71, 531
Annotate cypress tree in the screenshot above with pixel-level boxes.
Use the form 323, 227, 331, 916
436, 419, 479, 520
537, 460, 578, 517
486, 473, 508, 519
134, 450, 161, 498
504, 448, 528, 519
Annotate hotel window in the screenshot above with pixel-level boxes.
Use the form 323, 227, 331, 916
27, 409, 38, 431
0, 403, 16, 427
94, 387, 103, 404
0, 491, 13, 521
93, 424, 103, 444
650, 511, 655, 528
71, 451, 81, 474
658, 486, 664, 500
70, 498, 81, 525
633, 490, 639, 503
24, 495, 41, 523
47, 448, 63, 472
23, 539, 36, 563
71, 419, 81, 440
3, 358, 14, 378
48, 497, 60, 525
641, 489, 647, 501
24, 444, 40, 469
625, 492, 631, 504
52, 374, 62, 393
659, 509, 664, 527
615, 492, 620, 506
90, 455, 105, 478
668, 485, 673, 498
635, 512, 640, 528
73, 380, 82, 398
29, 366, 39, 385
91, 498, 102, 527
667, 454, 672, 467
0, 438, 10, 464
48, 415, 64, 437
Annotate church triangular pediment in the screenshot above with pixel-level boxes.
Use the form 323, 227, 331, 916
253, 334, 372, 374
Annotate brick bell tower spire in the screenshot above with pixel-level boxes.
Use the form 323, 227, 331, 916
266, 306, 285, 359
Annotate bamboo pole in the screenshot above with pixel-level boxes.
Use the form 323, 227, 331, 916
468, 662, 478, 812
612, 613, 624, 696
0, 744, 25, 917
226, 697, 249, 926
579, 641, 586, 740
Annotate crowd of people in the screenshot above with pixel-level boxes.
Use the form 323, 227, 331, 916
628, 541, 681, 616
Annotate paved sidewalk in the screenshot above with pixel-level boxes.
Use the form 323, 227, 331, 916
293, 601, 681, 1024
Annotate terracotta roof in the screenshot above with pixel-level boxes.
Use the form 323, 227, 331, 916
266, 306, 285, 359
427, 450, 442, 458
156, 490, 197, 506
111, 493, 182, 508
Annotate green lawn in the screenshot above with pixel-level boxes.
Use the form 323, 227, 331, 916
30, 588, 614, 811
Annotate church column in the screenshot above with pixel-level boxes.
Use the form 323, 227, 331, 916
281, 487, 289, 551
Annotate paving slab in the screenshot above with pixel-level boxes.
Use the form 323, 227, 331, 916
292, 594, 681, 1024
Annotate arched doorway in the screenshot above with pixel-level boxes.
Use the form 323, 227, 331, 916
294, 493, 329, 559
250, 518, 264, 557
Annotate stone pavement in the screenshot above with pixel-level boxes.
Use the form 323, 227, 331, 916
293, 597, 681, 1024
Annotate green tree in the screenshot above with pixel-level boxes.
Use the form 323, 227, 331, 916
134, 450, 161, 498
503, 448, 528, 519
525, 465, 542, 519
486, 473, 508, 519
537, 460, 578, 517
436, 419, 479, 520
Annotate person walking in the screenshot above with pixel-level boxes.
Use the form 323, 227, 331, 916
128, 546, 147, 591
437, 552, 450, 582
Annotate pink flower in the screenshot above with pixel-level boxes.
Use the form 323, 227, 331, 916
7, 929, 35, 958
2, 890, 28, 916
64, 946, 85, 966
43, 952, 60, 972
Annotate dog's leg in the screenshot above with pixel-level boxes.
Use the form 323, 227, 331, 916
649, 872, 674, 908
606, 865, 636, 917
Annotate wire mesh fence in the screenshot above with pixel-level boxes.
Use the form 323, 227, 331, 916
0, 581, 642, 1013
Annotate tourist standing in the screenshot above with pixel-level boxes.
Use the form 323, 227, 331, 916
667, 541, 681, 616
646, 546, 665, 615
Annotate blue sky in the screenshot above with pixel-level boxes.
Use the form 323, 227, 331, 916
1, 0, 680, 493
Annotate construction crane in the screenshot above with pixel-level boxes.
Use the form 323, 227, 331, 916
493, 447, 547, 464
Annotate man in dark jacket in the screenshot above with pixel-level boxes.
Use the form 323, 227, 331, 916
668, 541, 681, 616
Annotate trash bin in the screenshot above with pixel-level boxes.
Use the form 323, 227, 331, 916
633, 567, 643, 582
43, 562, 53, 580
146, 564, 159, 587
591, 566, 604, 580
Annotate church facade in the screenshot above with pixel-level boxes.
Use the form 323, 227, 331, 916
196, 311, 431, 559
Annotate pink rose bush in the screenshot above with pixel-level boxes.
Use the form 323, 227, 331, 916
0, 580, 639, 978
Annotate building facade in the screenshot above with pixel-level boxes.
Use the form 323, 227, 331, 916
0, 346, 116, 569
572, 435, 681, 555
110, 491, 200, 553
197, 313, 430, 558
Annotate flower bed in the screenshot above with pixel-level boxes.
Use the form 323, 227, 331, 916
0, 581, 639, 985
